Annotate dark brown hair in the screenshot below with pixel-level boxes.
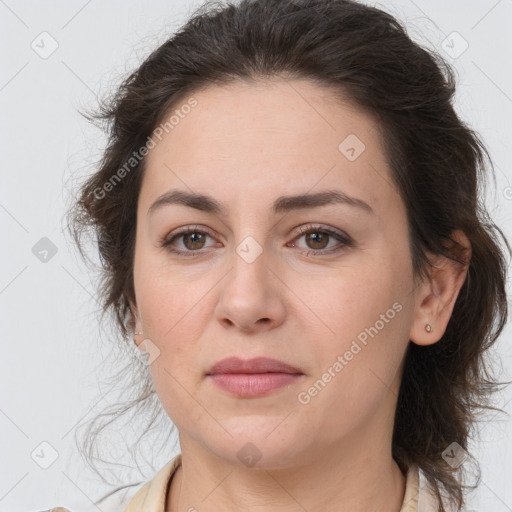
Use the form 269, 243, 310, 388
66, 0, 510, 509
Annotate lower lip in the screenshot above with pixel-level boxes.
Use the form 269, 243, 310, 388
208, 373, 303, 397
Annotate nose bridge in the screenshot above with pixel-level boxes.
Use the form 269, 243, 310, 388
215, 229, 286, 331
225, 205, 286, 290
229, 199, 284, 273
224, 204, 272, 272
228, 232, 270, 297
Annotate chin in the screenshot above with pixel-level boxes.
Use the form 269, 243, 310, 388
205, 419, 305, 469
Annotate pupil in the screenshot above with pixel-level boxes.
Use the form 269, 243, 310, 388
186, 233, 204, 249
306, 232, 328, 249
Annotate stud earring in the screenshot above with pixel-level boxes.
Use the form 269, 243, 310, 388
425, 324, 432, 333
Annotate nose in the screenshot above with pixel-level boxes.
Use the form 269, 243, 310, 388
214, 243, 286, 333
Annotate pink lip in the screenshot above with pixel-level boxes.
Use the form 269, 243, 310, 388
206, 357, 304, 398
207, 356, 302, 375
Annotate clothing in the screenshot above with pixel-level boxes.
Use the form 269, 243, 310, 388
123, 453, 453, 512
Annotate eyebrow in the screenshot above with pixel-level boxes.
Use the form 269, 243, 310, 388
147, 189, 374, 217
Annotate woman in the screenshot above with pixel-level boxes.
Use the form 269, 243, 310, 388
64, 0, 509, 511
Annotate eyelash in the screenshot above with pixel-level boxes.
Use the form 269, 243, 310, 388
159, 224, 354, 258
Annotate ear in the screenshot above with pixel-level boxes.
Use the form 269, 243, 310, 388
410, 230, 471, 346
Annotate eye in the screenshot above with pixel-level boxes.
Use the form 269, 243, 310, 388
289, 224, 353, 256
160, 224, 353, 257
160, 226, 217, 257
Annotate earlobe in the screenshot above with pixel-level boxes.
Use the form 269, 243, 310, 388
410, 230, 471, 346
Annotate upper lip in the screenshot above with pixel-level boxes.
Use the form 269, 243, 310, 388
207, 357, 303, 375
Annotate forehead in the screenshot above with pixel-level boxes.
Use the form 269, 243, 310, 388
140, 78, 397, 217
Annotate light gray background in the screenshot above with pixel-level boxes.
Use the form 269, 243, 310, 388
1, 0, 511, 511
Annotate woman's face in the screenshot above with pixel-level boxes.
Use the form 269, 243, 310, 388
132, 79, 419, 468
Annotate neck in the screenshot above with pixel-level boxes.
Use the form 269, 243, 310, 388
167, 439, 406, 512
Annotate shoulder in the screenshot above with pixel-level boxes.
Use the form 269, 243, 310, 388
37, 509, 74, 512
400, 463, 460, 512
31, 457, 181, 512
126, 454, 182, 511
417, 466, 459, 512
33, 481, 145, 512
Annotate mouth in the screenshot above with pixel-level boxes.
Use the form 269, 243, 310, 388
206, 357, 304, 398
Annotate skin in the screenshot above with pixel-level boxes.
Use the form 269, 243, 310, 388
130, 78, 470, 512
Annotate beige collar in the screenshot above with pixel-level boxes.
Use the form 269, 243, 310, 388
126, 454, 182, 512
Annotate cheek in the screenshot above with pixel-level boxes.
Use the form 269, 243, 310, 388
136, 273, 208, 428
133, 261, 209, 405
302, 261, 409, 402
134, 249, 206, 338
302, 261, 402, 344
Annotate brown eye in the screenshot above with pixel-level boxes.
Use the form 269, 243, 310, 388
182, 232, 207, 250
304, 232, 330, 250
291, 225, 354, 256
161, 224, 353, 258
161, 227, 216, 256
